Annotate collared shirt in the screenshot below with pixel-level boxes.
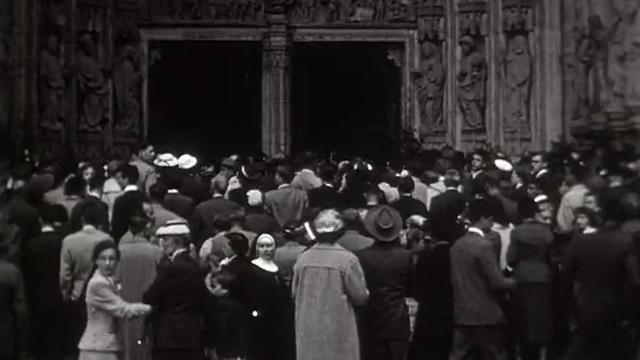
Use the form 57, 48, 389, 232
471, 170, 484, 179
299, 168, 315, 175
42, 225, 55, 233
278, 183, 291, 190
535, 168, 549, 178
167, 189, 179, 194
170, 248, 188, 262
82, 224, 97, 232
124, 184, 139, 193
467, 227, 484, 238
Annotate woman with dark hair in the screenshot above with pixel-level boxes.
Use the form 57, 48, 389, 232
78, 240, 151, 360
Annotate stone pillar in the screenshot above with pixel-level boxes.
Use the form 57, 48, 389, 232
262, 2, 292, 156
539, 0, 563, 147
0, 0, 12, 155
9, 0, 27, 157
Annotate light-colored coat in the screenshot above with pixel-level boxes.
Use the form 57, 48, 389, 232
59, 226, 113, 301
292, 243, 369, 360
78, 271, 149, 353
291, 169, 322, 192
117, 232, 163, 360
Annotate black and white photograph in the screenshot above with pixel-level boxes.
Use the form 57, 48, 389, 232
2, 0, 640, 360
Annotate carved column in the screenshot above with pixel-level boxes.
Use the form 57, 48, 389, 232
415, 0, 448, 147
9, 0, 27, 157
262, 0, 292, 156
499, 0, 535, 153
0, 0, 13, 155
456, 0, 489, 150
112, 0, 143, 155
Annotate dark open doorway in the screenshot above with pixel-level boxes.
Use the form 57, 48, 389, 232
148, 41, 262, 160
291, 42, 402, 160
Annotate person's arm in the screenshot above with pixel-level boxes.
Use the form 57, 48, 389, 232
506, 230, 519, 269
59, 239, 72, 301
344, 257, 369, 306
89, 279, 150, 319
478, 243, 514, 291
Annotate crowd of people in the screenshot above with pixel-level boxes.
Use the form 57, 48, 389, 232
1, 141, 640, 360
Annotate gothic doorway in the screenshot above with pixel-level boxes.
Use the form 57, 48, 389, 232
291, 42, 402, 160
147, 41, 262, 160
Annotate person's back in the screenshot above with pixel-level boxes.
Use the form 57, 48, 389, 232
0, 259, 27, 359
60, 225, 112, 301
265, 185, 308, 227
565, 227, 636, 315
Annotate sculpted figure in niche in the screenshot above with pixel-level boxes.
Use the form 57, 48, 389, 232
114, 44, 142, 135
620, 0, 640, 109
39, 32, 65, 131
503, 34, 531, 128
76, 31, 109, 132
457, 35, 487, 131
417, 40, 445, 132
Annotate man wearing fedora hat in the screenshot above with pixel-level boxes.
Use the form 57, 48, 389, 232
450, 198, 515, 360
357, 205, 413, 360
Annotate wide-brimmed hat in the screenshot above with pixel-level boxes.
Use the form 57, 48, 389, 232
154, 153, 178, 168
177, 154, 198, 170
364, 205, 402, 242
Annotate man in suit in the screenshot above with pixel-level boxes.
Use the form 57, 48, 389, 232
357, 206, 413, 360
22, 204, 68, 360
563, 197, 640, 360
0, 220, 28, 360
291, 151, 322, 191
391, 176, 428, 224
190, 175, 240, 247
129, 142, 157, 196
449, 198, 515, 360
111, 164, 143, 243
530, 152, 558, 203
67, 175, 109, 235
265, 164, 308, 227
430, 171, 466, 243
337, 209, 374, 253
143, 221, 205, 360
59, 202, 114, 357
465, 150, 489, 199
307, 163, 341, 210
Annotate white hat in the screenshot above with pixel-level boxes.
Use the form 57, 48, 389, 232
154, 153, 178, 168
177, 154, 198, 170
156, 220, 190, 236
246, 189, 263, 207
313, 209, 344, 234
534, 194, 549, 204
494, 159, 513, 172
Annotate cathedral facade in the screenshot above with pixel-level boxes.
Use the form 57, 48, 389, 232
1, 0, 640, 159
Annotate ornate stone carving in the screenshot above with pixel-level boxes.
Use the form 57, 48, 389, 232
76, 31, 109, 133
417, 39, 445, 133
113, 44, 142, 136
200, 0, 265, 21
458, 0, 488, 36
502, 0, 533, 33
290, 0, 413, 24
502, 34, 531, 131
457, 35, 487, 131
38, 31, 65, 132
416, 0, 445, 41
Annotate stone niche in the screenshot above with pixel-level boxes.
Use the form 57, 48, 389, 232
8, 0, 570, 160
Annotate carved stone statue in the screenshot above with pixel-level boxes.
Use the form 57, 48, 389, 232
417, 40, 445, 132
457, 35, 487, 130
76, 31, 109, 132
503, 34, 531, 128
620, 2, 640, 109
113, 44, 142, 135
38, 33, 65, 131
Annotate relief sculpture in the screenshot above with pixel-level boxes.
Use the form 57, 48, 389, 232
76, 31, 109, 133
114, 44, 142, 135
39, 32, 65, 132
417, 39, 445, 133
457, 35, 487, 131
503, 34, 531, 129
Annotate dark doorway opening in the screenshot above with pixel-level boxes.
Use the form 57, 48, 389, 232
148, 41, 262, 160
292, 42, 402, 160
